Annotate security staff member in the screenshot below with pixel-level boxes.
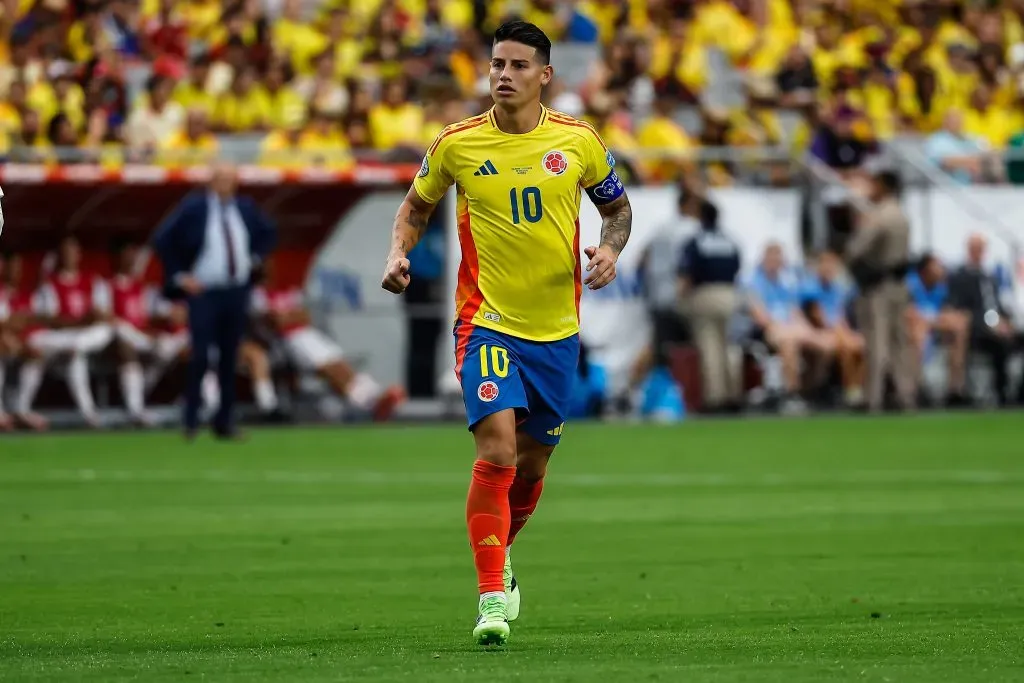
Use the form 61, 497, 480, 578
679, 200, 742, 412
620, 181, 699, 412
845, 170, 915, 413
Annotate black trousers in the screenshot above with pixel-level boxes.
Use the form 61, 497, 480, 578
972, 332, 1024, 405
184, 285, 250, 432
403, 276, 443, 398
650, 308, 690, 368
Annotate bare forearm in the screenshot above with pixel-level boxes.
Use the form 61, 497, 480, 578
598, 195, 632, 255
389, 191, 433, 258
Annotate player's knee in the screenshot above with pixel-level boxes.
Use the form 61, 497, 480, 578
241, 346, 267, 372
516, 446, 553, 480
475, 434, 516, 467
320, 359, 352, 381
776, 337, 797, 356
472, 414, 518, 467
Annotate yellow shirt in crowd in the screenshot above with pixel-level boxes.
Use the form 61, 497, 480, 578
369, 103, 424, 151
159, 131, 219, 167
214, 88, 272, 131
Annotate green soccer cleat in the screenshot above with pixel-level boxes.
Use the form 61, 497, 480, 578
504, 550, 521, 622
472, 595, 510, 646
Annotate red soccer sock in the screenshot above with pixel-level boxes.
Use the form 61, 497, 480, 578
507, 474, 545, 547
466, 459, 516, 594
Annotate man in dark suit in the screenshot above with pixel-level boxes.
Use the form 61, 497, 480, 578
947, 234, 1023, 406
152, 163, 277, 438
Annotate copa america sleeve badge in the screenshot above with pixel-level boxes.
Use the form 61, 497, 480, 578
418, 156, 429, 178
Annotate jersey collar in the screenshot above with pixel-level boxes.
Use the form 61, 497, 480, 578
487, 105, 548, 134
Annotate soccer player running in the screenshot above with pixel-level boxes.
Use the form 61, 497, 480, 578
381, 21, 631, 646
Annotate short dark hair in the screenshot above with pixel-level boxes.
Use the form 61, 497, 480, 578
493, 20, 551, 65
917, 251, 938, 273
111, 236, 140, 255
875, 170, 902, 196
699, 200, 719, 230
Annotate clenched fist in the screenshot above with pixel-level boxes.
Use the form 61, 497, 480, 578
583, 245, 617, 290
381, 255, 411, 294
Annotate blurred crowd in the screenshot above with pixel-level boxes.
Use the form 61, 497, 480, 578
726, 235, 1024, 414
623, 179, 1024, 421
1, 0, 1024, 182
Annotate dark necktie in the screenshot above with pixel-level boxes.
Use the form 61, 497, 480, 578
221, 202, 237, 281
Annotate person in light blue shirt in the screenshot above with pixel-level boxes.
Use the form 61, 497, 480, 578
746, 243, 834, 411
905, 252, 969, 403
801, 250, 866, 405
924, 110, 989, 185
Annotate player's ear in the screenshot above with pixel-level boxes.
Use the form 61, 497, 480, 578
541, 64, 553, 87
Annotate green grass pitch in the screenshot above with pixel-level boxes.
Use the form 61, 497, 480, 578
1, 413, 1023, 682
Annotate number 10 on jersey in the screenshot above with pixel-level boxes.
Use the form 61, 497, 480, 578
480, 344, 510, 378
509, 187, 543, 224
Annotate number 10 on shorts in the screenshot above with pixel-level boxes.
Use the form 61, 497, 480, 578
480, 344, 510, 378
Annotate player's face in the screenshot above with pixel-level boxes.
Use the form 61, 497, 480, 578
762, 247, 783, 276
817, 253, 839, 282
119, 245, 138, 273
210, 163, 238, 197
61, 239, 81, 271
922, 259, 944, 285
489, 41, 552, 109
7, 255, 21, 285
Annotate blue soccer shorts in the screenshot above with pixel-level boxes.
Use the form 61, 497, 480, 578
454, 323, 580, 446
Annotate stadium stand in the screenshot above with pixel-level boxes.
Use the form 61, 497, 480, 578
1, 0, 1023, 428
0, 0, 1021, 177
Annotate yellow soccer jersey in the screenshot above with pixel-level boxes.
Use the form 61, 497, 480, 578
413, 106, 623, 343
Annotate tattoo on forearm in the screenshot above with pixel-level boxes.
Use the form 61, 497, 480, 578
391, 200, 431, 255
598, 196, 632, 255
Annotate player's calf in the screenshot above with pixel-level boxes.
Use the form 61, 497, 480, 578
508, 436, 551, 545
239, 341, 279, 416
318, 360, 405, 421
466, 412, 517, 635
504, 435, 556, 622
66, 353, 101, 427
0, 356, 11, 432
116, 339, 152, 426
13, 347, 47, 431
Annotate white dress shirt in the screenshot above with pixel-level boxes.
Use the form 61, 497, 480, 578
192, 192, 252, 289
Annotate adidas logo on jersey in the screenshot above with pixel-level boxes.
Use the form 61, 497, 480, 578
473, 160, 499, 176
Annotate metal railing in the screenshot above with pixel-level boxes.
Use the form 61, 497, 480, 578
897, 144, 1021, 266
